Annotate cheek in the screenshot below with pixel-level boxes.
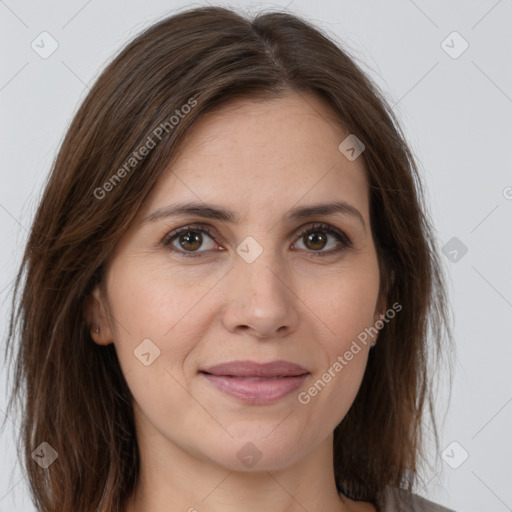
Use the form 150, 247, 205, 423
305, 257, 381, 345
103, 262, 209, 426
300, 257, 380, 412
105, 256, 216, 339
103, 259, 215, 390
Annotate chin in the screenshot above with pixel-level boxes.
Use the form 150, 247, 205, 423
196, 429, 309, 472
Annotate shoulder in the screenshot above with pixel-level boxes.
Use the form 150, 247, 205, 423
377, 485, 456, 512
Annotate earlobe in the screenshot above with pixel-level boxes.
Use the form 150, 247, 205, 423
371, 293, 388, 348
374, 296, 387, 324
84, 284, 114, 346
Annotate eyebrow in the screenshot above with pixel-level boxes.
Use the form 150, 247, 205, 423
141, 200, 366, 231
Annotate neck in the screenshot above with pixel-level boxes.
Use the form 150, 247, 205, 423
125, 418, 355, 512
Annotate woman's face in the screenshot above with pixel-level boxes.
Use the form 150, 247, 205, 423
92, 92, 383, 472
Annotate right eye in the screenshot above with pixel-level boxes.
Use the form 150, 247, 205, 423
161, 224, 221, 257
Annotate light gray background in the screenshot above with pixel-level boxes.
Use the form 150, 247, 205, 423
1, 1, 511, 511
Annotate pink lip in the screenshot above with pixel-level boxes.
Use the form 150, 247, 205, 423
200, 360, 310, 404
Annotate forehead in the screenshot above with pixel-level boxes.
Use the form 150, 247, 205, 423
141, 92, 369, 222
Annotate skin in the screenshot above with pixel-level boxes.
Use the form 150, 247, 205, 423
87, 91, 383, 512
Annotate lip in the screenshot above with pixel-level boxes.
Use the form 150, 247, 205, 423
200, 360, 310, 404
201, 360, 309, 378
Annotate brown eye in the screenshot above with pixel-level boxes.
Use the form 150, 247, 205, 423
177, 230, 203, 251
293, 223, 352, 256
162, 226, 218, 255
303, 230, 328, 251
161, 222, 352, 259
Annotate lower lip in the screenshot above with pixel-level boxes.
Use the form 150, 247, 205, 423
201, 373, 309, 404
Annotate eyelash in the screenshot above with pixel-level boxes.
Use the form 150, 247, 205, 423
161, 222, 353, 259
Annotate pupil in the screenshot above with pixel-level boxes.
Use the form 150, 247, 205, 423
180, 231, 201, 251
177, 230, 327, 252
306, 231, 326, 250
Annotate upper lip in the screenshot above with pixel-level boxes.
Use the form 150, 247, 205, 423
200, 360, 309, 378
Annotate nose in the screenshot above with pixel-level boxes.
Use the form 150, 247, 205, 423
221, 250, 300, 340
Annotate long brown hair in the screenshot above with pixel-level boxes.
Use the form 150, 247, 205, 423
4, 5, 452, 511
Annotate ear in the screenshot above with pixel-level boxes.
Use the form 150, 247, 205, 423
373, 268, 395, 322
373, 295, 387, 324
84, 284, 114, 346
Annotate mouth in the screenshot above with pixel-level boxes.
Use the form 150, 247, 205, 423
199, 360, 310, 404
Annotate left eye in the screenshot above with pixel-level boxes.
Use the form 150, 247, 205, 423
293, 224, 352, 255
161, 223, 352, 258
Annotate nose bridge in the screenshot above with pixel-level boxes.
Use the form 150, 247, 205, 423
235, 235, 289, 304
222, 235, 299, 337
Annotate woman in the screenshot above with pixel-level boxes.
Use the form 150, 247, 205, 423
4, 5, 454, 511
